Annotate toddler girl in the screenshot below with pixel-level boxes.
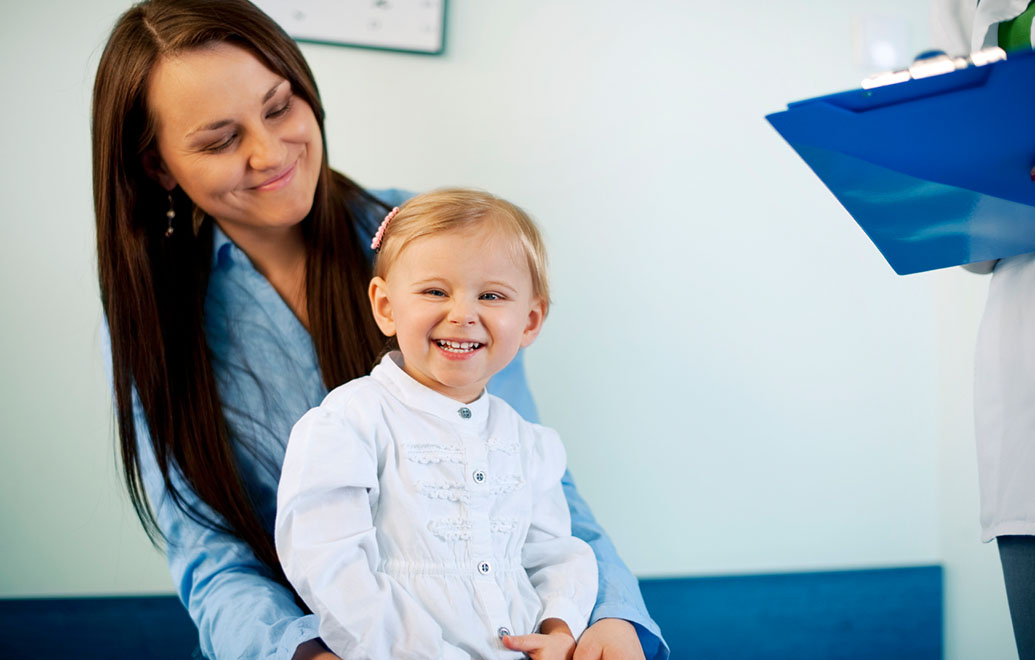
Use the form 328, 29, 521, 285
275, 188, 597, 660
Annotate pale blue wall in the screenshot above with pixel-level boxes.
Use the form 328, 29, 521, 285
0, 1, 1015, 658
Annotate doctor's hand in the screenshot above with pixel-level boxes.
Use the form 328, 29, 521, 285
572, 618, 645, 660
502, 618, 576, 660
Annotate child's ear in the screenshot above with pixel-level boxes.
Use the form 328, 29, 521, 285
519, 297, 546, 348
368, 277, 397, 337
141, 149, 177, 192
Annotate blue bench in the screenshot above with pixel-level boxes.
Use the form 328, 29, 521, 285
0, 565, 941, 659
640, 565, 942, 659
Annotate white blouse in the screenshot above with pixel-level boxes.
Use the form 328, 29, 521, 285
275, 352, 597, 659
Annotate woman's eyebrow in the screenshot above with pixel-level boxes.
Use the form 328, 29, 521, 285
185, 81, 286, 137
262, 80, 285, 104
186, 119, 232, 138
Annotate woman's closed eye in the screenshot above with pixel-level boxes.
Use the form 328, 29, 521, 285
204, 133, 238, 153
200, 98, 292, 153
266, 98, 292, 119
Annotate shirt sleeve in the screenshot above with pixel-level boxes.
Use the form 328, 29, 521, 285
563, 470, 668, 660
145, 435, 322, 658
101, 322, 322, 660
523, 428, 598, 639
487, 352, 668, 659
275, 403, 470, 660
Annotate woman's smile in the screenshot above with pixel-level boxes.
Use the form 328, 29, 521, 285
251, 161, 298, 192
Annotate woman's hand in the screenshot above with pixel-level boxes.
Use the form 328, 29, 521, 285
572, 618, 646, 660
292, 639, 341, 660
502, 618, 576, 660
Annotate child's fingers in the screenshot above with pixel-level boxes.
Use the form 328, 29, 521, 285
502, 633, 546, 653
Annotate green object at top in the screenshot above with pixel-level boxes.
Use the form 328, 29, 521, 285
999, 1, 1035, 52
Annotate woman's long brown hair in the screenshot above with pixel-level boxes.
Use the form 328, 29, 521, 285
93, 0, 384, 586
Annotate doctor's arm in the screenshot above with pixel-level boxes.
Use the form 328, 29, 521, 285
962, 259, 999, 274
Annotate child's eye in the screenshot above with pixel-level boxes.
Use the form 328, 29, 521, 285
480, 292, 503, 301
424, 289, 446, 297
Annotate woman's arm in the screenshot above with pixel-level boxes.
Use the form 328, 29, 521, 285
102, 324, 324, 660
562, 472, 666, 660
521, 429, 598, 639
487, 355, 668, 660
134, 403, 324, 660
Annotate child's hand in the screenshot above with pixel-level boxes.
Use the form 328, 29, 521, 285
501, 618, 576, 660
498, 620, 575, 660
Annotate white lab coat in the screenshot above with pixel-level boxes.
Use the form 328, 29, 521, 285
931, 0, 1035, 542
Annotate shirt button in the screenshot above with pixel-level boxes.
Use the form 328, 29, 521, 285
458, 407, 472, 419
478, 561, 492, 574
472, 470, 486, 484
497, 626, 511, 638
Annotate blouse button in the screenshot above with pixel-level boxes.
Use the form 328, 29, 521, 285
497, 626, 511, 638
478, 561, 492, 574
473, 470, 487, 484
458, 407, 472, 419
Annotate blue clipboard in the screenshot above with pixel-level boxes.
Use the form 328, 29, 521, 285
766, 49, 1035, 275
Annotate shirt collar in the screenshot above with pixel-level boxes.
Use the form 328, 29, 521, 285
372, 351, 490, 430
211, 223, 240, 270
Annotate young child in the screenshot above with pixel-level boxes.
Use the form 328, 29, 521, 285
275, 189, 597, 660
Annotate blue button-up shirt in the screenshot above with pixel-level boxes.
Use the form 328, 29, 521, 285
126, 188, 666, 659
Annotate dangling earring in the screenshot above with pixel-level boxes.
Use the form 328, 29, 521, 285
164, 193, 175, 238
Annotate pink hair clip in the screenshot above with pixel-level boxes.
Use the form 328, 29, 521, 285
371, 206, 400, 251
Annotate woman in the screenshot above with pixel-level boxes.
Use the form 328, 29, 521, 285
93, 1, 666, 658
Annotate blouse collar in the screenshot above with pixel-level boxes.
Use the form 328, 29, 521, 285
372, 351, 490, 431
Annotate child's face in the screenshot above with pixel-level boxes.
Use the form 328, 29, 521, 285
369, 224, 545, 404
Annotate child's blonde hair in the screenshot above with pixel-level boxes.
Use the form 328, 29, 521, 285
373, 188, 551, 313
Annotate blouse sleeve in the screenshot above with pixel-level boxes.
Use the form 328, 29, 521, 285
100, 322, 322, 660
275, 403, 469, 660
522, 428, 598, 639
488, 353, 669, 659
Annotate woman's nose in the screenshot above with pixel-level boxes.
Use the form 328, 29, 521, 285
247, 128, 285, 172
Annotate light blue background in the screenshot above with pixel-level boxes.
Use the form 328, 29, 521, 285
0, 1, 1013, 658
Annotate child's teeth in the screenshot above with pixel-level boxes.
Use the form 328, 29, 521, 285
438, 340, 480, 352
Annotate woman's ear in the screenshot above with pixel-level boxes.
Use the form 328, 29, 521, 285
368, 277, 396, 338
141, 149, 177, 191
519, 297, 546, 348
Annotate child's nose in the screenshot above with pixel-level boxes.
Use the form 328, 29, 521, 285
447, 300, 477, 325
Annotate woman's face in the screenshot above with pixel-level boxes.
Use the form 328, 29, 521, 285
147, 42, 323, 238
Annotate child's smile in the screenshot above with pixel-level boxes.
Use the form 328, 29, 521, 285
369, 224, 545, 403
435, 339, 483, 355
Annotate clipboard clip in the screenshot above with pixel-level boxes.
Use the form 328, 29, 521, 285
860, 47, 1007, 90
